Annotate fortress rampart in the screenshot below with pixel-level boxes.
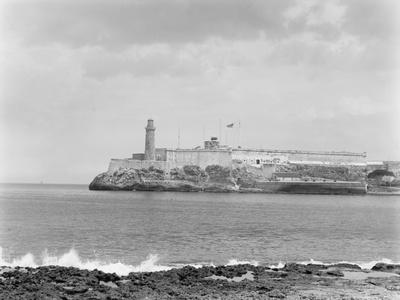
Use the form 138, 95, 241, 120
165, 149, 232, 169
108, 149, 232, 173
107, 119, 369, 174
108, 159, 169, 173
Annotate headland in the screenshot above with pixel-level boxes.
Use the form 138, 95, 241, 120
89, 119, 400, 195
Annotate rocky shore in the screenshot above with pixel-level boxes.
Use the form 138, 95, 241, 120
89, 165, 367, 195
1, 263, 399, 299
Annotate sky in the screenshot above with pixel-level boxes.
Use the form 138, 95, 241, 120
0, 0, 399, 184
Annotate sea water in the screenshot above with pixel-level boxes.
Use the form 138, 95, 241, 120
0, 183, 399, 275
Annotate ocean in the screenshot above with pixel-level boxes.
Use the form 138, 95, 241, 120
0, 183, 399, 275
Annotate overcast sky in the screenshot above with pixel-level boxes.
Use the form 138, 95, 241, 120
0, 0, 399, 183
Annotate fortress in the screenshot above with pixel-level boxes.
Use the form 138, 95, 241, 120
108, 119, 368, 177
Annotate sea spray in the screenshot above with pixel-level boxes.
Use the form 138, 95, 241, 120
0, 247, 172, 276
226, 259, 259, 266
1, 247, 399, 276
268, 262, 285, 269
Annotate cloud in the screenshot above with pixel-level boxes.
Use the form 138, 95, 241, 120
284, 0, 346, 28
3, 0, 398, 51
2, 0, 290, 48
344, 0, 400, 41
1, 0, 399, 183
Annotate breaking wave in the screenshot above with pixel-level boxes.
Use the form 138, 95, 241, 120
0, 247, 171, 276
226, 259, 259, 266
0, 247, 398, 276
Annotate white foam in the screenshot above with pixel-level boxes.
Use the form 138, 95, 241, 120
226, 259, 259, 266
1, 247, 398, 275
268, 262, 285, 269
170, 262, 215, 269
0, 247, 172, 276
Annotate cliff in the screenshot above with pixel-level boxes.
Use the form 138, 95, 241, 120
275, 163, 367, 181
89, 165, 367, 195
89, 165, 238, 193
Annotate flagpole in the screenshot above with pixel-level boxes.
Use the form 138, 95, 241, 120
239, 120, 241, 148
219, 119, 222, 143
178, 125, 181, 149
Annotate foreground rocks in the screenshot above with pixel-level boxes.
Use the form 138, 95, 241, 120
1, 263, 399, 299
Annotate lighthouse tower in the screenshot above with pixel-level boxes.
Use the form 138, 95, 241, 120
144, 119, 156, 160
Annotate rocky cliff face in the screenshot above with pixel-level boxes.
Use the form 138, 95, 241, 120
89, 164, 367, 194
89, 165, 238, 192
275, 164, 367, 182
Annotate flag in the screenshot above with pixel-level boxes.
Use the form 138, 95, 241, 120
226, 123, 234, 128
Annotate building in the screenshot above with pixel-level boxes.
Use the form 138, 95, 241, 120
108, 119, 368, 174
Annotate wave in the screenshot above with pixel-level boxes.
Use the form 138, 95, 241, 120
0, 247, 171, 276
0, 247, 398, 276
226, 259, 259, 266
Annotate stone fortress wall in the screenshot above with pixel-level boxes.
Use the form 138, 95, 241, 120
108, 159, 168, 173
108, 149, 232, 173
232, 149, 367, 166
165, 149, 232, 169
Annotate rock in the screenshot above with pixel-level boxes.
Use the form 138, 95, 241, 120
62, 285, 89, 294
99, 281, 118, 288
371, 263, 400, 274
267, 289, 286, 298
118, 279, 131, 284
326, 269, 344, 277
89, 165, 367, 195
205, 165, 233, 184
1, 264, 400, 299
283, 263, 327, 275
93, 270, 120, 282
329, 263, 361, 270
89, 165, 238, 192
0, 267, 14, 275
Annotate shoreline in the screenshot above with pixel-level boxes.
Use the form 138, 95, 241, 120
89, 173, 368, 195
89, 165, 371, 195
1, 262, 399, 299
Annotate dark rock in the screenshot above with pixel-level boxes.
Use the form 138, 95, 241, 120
99, 281, 118, 288
371, 263, 400, 274
283, 263, 327, 275
62, 285, 89, 294
89, 165, 367, 195
3, 262, 399, 299
329, 263, 361, 270
267, 289, 286, 298
326, 269, 344, 277
93, 270, 120, 282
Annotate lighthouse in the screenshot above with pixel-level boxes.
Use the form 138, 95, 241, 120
144, 119, 156, 160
